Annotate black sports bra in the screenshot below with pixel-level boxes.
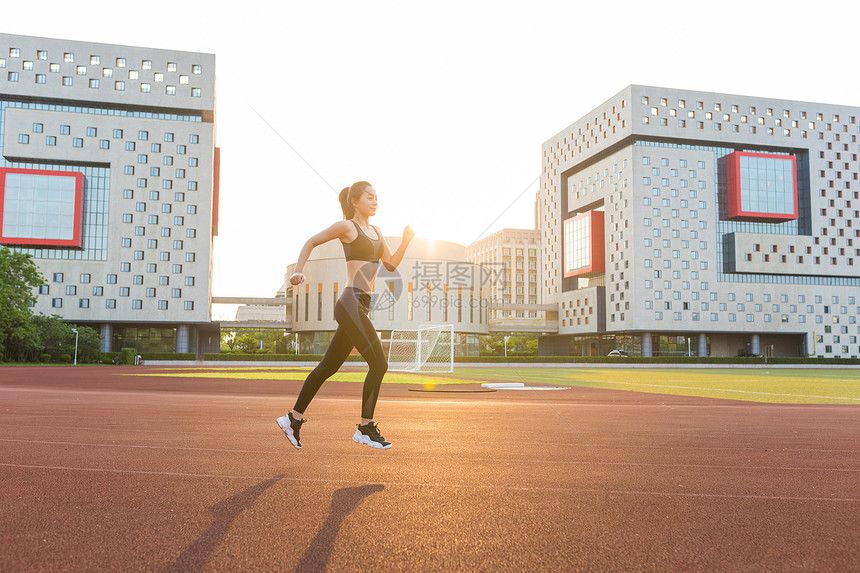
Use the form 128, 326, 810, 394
341, 220, 383, 263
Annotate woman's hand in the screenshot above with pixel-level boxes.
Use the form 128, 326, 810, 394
403, 225, 415, 243
289, 272, 305, 286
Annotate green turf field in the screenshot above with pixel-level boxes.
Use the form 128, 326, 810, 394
128, 366, 860, 405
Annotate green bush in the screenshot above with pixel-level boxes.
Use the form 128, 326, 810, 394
39, 353, 51, 363
453, 355, 860, 365
118, 347, 137, 365
202, 353, 375, 362
58, 353, 71, 363
139, 352, 196, 361
100, 352, 118, 364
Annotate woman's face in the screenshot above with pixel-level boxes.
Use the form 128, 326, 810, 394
352, 186, 378, 218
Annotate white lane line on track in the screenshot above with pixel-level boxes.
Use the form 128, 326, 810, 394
0, 427, 856, 453
2, 438, 857, 473
0, 462, 857, 503
483, 375, 860, 401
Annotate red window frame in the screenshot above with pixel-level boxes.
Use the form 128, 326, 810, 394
0, 167, 84, 248
563, 210, 605, 278
725, 151, 798, 223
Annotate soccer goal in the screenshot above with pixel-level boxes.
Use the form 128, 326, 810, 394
385, 324, 454, 372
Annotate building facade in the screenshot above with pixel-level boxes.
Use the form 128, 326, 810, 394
465, 227, 542, 322
0, 34, 219, 354
540, 85, 860, 358
286, 237, 491, 355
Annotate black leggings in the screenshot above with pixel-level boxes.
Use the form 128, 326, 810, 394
293, 287, 388, 419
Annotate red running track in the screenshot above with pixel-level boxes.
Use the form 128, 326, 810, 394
0, 365, 858, 572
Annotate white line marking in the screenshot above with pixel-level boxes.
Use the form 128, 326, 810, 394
0, 462, 856, 502
0, 425, 856, 453
1, 438, 856, 473
483, 375, 860, 401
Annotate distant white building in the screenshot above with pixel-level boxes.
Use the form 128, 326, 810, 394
465, 227, 542, 322
286, 237, 490, 355
540, 85, 860, 358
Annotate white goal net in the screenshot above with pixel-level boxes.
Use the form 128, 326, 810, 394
385, 324, 454, 372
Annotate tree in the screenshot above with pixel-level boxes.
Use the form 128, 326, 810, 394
0, 247, 45, 361
236, 335, 260, 353
69, 322, 102, 363
508, 334, 538, 355
31, 314, 72, 362
221, 329, 237, 351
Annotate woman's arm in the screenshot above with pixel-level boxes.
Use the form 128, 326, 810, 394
379, 225, 415, 272
289, 220, 351, 285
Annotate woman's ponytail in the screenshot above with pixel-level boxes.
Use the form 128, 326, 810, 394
339, 187, 353, 219
339, 181, 371, 219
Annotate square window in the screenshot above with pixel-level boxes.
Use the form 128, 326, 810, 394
724, 152, 798, 222
0, 168, 84, 248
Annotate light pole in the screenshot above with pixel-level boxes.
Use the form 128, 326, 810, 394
71, 328, 79, 366
504, 335, 511, 358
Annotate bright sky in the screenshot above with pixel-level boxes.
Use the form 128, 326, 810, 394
5, 1, 860, 318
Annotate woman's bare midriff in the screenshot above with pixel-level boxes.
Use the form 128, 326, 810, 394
344, 259, 380, 292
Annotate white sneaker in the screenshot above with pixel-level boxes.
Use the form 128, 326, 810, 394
353, 421, 392, 449
276, 413, 306, 450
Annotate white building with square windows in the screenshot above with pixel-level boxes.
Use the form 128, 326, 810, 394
539, 85, 860, 358
0, 33, 219, 354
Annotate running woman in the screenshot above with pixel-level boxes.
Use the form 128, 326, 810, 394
276, 181, 414, 450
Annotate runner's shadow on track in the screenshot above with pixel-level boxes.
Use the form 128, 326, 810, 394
165, 474, 285, 573
293, 484, 385, 573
